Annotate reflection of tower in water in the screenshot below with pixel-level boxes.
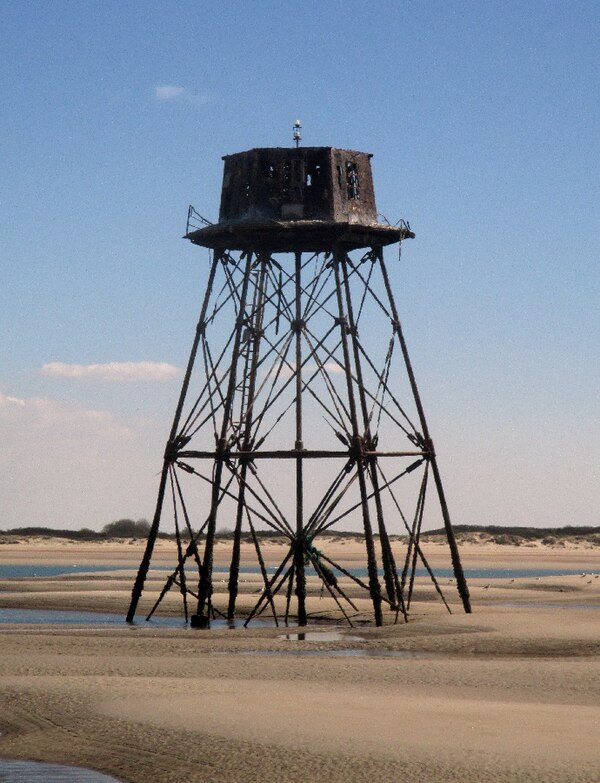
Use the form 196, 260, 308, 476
127, 139, 471, 628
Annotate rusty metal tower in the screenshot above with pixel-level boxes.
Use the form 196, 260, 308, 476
127, 139, 471, 628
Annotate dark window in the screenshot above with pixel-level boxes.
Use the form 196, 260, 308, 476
282, 160, 291, 198
262, 161, 276, 179
346, 162, 360, 200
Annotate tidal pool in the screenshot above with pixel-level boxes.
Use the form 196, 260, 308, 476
279, 630, 364, 641
0, 608, 280, 628
0, 759, 122, 782
241, 648, 428, 658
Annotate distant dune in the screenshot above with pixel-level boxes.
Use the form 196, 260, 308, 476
0, 524, 598, 549
421, 525, 600, 548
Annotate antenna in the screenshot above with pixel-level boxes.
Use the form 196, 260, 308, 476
293, 119, 302, 148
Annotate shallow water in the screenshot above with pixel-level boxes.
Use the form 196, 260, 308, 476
0, 608, 277, 628
241, 648, 427, 658
2, 563, 597, 581
0, 759, 122, 782
0, 607, 182, 627
0, 564, 130, 579
280, 631, 364, 641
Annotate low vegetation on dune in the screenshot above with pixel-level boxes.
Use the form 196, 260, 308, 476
0, 522, 598, 547
421, 525, 600, 547
0, 518, 151, 543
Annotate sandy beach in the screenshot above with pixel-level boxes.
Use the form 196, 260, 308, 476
0, 536, 599, 782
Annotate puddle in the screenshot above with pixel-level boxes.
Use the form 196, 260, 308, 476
459, 567, 598, 579
0, 759, 122, 782
0, 608, 183, 627
241, 648, 427, 658
0, 565, 131, 579
0, 608, 375, 631
0, 608, 278, 628
279, 631, 363, 642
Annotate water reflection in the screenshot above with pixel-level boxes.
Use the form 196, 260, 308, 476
280, 631, 363, 642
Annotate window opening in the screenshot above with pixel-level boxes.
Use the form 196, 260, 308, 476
262, 162, 276, 179
346, 162, 360, 200
282, 160, 291, 198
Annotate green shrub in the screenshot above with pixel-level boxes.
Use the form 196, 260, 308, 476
102, 518, 151, 538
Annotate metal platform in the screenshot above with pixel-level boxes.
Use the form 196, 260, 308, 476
186, 218, 414, 253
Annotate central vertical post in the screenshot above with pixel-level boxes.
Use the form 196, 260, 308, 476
294, 251, 307, 625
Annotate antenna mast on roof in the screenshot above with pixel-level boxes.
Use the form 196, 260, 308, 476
293, 119, 302, 148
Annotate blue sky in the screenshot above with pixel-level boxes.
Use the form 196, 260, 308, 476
1, 1, 598, 530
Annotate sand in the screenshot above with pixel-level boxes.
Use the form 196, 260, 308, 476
0, 537, 599, 782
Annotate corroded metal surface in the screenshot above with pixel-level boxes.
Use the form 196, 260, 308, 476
187, 218, 413, 252
219, 147, 377, 224
187, 147, 415, 251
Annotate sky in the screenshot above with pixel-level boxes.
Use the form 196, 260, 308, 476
1, 0, 598, 531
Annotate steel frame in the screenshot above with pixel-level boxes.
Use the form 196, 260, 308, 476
127, 241, 471, 627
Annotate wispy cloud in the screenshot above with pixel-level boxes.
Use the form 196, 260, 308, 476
41, 361, 181, 382
155, 84, 210, 105
319, 361, 346, 375
263, 362, 296, 381
0, 391, 162, 529
263, 360, 347, 382
155, 84, 185, 100
0, 393, 133, 441
0, 393, 26, 408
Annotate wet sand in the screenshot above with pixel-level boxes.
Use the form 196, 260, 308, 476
0, 538, 599, 782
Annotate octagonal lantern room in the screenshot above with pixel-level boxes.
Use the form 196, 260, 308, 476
186, 147, 413, 252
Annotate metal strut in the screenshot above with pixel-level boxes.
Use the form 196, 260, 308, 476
127, 239, 471, 627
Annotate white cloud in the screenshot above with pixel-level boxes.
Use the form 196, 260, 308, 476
41, 361, 181, 382
263, 362, 296, 381
320, 361, 346, 375
155, 84, 210, 104
262, 360, 347, 382
300, 361, 346, 376
0, 393, 25, 408
155, 84, 185, 100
